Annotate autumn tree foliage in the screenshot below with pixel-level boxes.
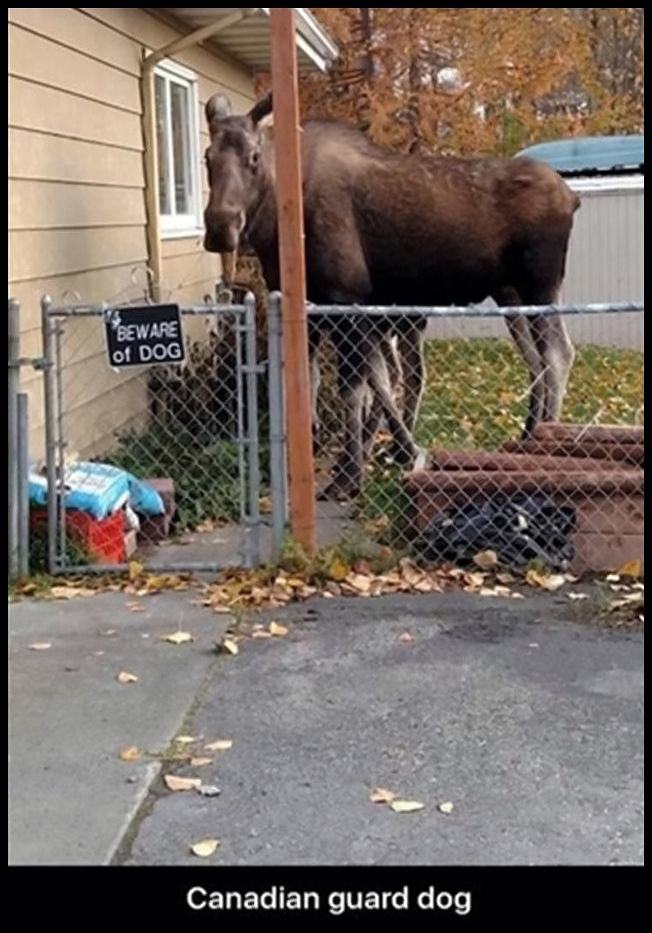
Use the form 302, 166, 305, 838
290, 8, 643, 156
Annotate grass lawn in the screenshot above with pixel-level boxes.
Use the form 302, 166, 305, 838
415, 338, 643, 451
360, 337, 643, 545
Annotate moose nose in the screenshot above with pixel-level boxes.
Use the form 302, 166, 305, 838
203, 207, 244, 252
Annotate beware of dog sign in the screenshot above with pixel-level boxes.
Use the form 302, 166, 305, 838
104, 305, 185, 368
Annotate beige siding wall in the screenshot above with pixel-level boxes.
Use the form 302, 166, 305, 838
9, 7, 255, 457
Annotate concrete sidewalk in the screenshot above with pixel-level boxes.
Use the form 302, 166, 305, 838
8, 588, 231, 865
9, 586, 644, 866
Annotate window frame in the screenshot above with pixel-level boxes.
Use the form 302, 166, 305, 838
153, 58, 203, 239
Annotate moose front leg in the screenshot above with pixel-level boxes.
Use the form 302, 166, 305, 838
326, 374, 367, 499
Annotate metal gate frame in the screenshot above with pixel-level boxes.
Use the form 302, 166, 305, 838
32, 291, 288, 576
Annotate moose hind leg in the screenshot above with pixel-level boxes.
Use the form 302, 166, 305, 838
396, 317, 426, 434
496, 287, 545, 438
532, 312, 575, 422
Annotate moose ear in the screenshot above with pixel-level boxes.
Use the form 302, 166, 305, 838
248, 92, 273, 128
205, 93, 232, 128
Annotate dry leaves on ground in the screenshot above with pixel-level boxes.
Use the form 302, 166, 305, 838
161, 631, 194, 645
119, 745, 141, 762
164, 775, 202, 792
390, 800, 425, 814
204, 739, 233, 752
190, 839, 220, 857
116, 671, 139, 684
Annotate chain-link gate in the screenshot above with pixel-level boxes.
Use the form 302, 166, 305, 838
34, 291, 287, 575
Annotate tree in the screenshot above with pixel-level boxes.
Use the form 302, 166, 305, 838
285, 8, 643, 156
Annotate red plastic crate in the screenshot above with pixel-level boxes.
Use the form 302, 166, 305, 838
30, 509, 126, 564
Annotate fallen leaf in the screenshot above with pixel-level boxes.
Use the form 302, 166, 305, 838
510, 592, 525, 599
128, 560, 144, 581
204, 739, 233, 752
164, 775, 202, 792
399, 632, 414, 644
617, 559, 642, 578
219, 638, 239, 655
197, 784, 221, 797
567, 592, 590, 601
175, 736, 198, 745
390, 800, 425, 814
258, 496, 272, 514
28, 642, 51, 651
50, 586, 95, 599
190, 839, 220, 858
269, 621, 289, 637
119, 745, 141, 762
190, 757, 213, 767
327, 557, 350, 582
496, 572, 516, 584
346, 573, 372, 594
370, 787, 397, 804
526, 569, 566, 591
251, 630, 272, 639
473, 549, 498, 570
438, 801, 454, 814
161, 631, 194, 645
116, 671, 139, 684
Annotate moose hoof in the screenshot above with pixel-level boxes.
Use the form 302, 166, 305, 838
389, 443, 420, 468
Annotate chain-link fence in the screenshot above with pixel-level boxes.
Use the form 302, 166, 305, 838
29, 290, 287, 575
307, 301, 643, 577
10, 287, 643, 580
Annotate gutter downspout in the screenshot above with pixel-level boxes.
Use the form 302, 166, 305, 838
141, 9, 258, 301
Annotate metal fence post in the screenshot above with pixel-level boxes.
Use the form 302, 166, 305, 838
40, 295, 58, 574
267, 291, 288, 563
17, 393, 30, 578
244, 292, 261, 567
8, 298, 20, 578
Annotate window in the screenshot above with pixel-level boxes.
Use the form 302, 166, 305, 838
154, 61, 201, 236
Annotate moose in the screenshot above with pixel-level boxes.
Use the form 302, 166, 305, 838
202, 91, 580, 498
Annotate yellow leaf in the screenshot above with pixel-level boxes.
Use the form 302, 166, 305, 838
251, 630, 273, 639
438, 801, 454, 814
28, 642, 51, 651
204, 739, 233, 752
50, 586, 95, 599
190, 757, 213, 767
259, 496, 273, 514
164, 775, 202, 792
161, 631, 194, 645
119, 745, 141, 762
525, 569, 565, 591
369, 787, 397, 804
390, 800, 424, 814
269, 621, 289, 637
128, 560, 144, 581
327, 557, 350, 582
116, 671, 139, 684
190, 839, 220, 858
617, 559, 642, 578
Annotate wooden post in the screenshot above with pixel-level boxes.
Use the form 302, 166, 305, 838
270, 8, 316, 553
